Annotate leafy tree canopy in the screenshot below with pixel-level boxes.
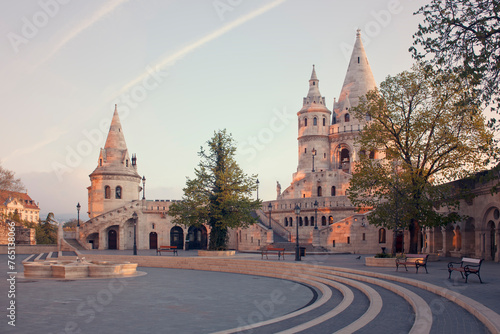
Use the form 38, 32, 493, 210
411, 0, 500, 110
168, 129, 261, 250
349, 64, 496, 253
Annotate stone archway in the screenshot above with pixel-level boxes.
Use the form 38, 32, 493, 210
108, 229, 118, 250
187, 226, 207, 250
170, 226, 184, 249
149, 232, 158, 249
487, 220, 497, 261
463, 218, 475, 256
86, 233, 99, 249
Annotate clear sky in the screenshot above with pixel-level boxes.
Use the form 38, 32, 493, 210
0, 0, 425, 221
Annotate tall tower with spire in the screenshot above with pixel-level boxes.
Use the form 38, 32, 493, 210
87, 105, 141, 218
296, 65, 332, 175
330, 30, 377, 174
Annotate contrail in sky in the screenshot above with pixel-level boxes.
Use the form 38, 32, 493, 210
37, 0, 129, 67
114, 0, 287, 97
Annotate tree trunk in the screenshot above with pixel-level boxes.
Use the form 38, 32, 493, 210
209, 223, 228, 250
408, 219, 420, 254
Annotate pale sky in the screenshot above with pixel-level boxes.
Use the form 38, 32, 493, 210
0, 0, 425, 221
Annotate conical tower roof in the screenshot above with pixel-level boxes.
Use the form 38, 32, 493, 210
90, 105, 140, 178
299, 65, 330, 114
335, 30, 377, 114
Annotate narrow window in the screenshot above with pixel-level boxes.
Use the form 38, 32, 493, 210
322, 216, 326, 226
313, 117, 317, 126
305, 148, 307, 154
323, 118, 326, 126
304, 118, 308, 126
317, 186, 322, 197
379, 228, 386, 243
284, 218, 288, 227
347, 236, 350, 244
313, 82, 315, 85
99, 159, 103, 166
126, 160, 129, 167
331, 186, 336, 196
369, 151, 375, 159
332, 240, 335, 247
299, 217, 303, 226
104, 186, 111, 199
345, 113, 350, 122
357, 57, 360, 63
329, 216, 333, 225
115, 186, 122, 199
362, 233, 366, 241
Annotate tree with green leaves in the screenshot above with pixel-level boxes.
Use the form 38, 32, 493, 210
168, 130, 261, 250
348, 64, 496, 254
411, 0, 500, 110
34, 213, 58, 244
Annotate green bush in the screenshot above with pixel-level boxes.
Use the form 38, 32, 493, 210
374, 253, 394, 258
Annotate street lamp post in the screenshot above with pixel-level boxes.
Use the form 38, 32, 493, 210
314, 200, 318, 230
256, 179, 260, 200
76, 203, 81, 227
294, 204, 301, 261
312, 148, 317, 172
142, 176, 146, 200
268, 202, 272, 229
132, 212, 138, 255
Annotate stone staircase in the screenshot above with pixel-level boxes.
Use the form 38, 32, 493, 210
64, 238, 87, 251
269, 241, 329, 253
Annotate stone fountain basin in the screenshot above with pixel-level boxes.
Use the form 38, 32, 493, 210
23, 260, 138, 279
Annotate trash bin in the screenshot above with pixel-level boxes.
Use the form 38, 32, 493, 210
299, 247, 306, 257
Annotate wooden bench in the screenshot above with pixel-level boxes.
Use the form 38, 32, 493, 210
448, 257, 483, 283
396, 254, 429, 273
156, 246, 178, 256
261, 247, 285, 260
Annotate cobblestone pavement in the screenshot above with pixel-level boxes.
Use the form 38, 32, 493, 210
1, 251, 498, 334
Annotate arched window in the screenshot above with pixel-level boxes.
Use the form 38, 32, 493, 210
304, 217, 309, 226
331, 186, 336, 196
332, 116, 336, 124
322, 118, 326, 126
284, 218, 288, 227
289, 217, 293, 227
99, 159, 103, 166
313, 117, 317, 126
104, 186, 111, 199
321, 216, 326, 226
126, 159, 129, 167
379, 228, 386, 243
299, 217, 303, 226
369, 151, 375, 159
329, 216, 333, 225
317, 186, 322, 197
115, 186, 122, 199
311, 217, 315, 226
345, 113, 350, 122
304, 118, 308, 126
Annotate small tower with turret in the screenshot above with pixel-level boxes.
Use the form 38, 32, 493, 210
296, 65, 332, 174
87, 105, 141, 218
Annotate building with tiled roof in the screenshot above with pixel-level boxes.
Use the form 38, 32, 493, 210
0, 190, 40, 223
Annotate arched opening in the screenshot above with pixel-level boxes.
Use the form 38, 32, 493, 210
108, 229, 117, 250
317, 186, 322, 197
299, 217, 303, 226
284, 217, 288, 227
304, 217, 309, 226
115, 186, 122, 199
464, 219, 475, 256
322, 117, 326, 126
170, 226, 184, 249
313, 117, 317, 126
289, 217, 293, 227
328, 216, 333, 225
310, 216, 315, 227
369, 150, 375, 159
304, 118, 308, 126
104, 186, 111, 199
379, 228, 386, 243
331, 186, 336, 196
187, 225, 207, 250
86, 233, 99, 249
453, 226, 462, 251
344, 113, 350, 122
149, 232, 158, 249
321, 216, 326, 226
488, 220, 497, 260
340, 148, 350, 172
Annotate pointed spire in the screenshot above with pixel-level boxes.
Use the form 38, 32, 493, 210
305, 64, 322, 105
104, 104, 127, 151
335, 30, 377, 113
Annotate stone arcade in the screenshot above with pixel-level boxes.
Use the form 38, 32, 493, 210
77, 31, 500, 261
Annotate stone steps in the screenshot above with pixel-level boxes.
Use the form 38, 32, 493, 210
76, 254, 500, 334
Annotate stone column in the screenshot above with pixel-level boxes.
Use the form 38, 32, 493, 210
312, 229, 320, 247
99, 229, 107, 250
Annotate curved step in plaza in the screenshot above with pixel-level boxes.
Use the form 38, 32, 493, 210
14, 253, 500, 334
64, 253, 500, 334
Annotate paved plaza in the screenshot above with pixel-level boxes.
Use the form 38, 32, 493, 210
1, 251, 499, 333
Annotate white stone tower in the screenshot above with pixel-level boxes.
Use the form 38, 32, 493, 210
296, 65, 332, 175
330, 30, 377, 173
87, 105, 141, 218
